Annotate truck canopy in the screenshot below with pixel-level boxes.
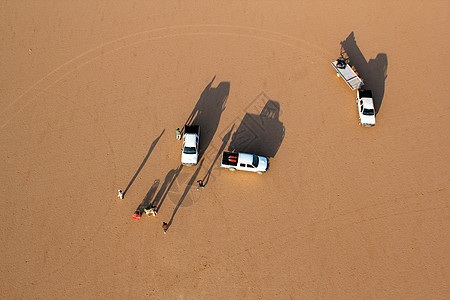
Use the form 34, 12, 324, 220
239, 153, 258, 167
184, 134, 197, 147
362, 98, 374, 110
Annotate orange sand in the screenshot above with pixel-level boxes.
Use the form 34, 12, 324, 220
1, 1, 449, 298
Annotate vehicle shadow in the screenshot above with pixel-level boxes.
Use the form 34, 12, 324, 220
228, 97, 285, 158
184, 76, 229, 157
340, 32, 388, 115
167, 159, 205, 230
123, 129, 165, 196
134, 179, 160, 214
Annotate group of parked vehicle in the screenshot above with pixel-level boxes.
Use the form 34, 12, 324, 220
180, 53, 375, 173
181, 125, 270, 174
331, 56, 376, 127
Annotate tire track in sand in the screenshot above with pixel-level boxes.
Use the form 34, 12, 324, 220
1, 24, 334, 293
1, 24, 331, 131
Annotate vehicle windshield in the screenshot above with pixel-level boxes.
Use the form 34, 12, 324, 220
252, 155, 259, 168
183, 147, 196, 154
363, 109, 375, 116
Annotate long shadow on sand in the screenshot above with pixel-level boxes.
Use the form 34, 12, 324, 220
201, 124, 234, 187
340, 32, 388, 115
153, 164, 183, 212
184, 76, 229, 156
167, 159, 205, 230
123, 129, 165, 197
135, 179, 160, 214
229, 96, 285, 158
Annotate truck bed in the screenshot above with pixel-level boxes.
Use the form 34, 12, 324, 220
221, 151, 238, 166
331, 59, 364, 90
184, 125, 199, 134
358, 89, 372, 99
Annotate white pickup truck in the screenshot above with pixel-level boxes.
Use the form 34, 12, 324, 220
220, 151, 269, 174
356, 89, 376, 127
181, 125, 200, 166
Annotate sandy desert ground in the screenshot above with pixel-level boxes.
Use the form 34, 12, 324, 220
1, 1, 449, 298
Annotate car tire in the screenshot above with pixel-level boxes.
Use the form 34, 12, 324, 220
229, 167, 236, 172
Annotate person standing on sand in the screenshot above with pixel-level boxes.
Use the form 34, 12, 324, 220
196, 179, 205, 191
162, 222, 168, 234
176, 128, 181, 140
118, 189, 124, 199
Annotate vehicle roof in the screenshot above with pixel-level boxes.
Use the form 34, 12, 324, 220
184, 134, 197, 147
239, 153, 254, 164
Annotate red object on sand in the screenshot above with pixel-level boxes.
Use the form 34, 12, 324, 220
132, 213, 141, 220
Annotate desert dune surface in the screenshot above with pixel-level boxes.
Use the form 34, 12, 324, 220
1, 1, 449, 298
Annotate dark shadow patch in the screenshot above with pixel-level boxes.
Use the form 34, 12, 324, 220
184, 76, 229, 156
340, 32, 388, 115
229, 95, 285, 158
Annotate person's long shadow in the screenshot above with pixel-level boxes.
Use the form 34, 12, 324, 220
135, 179, 160, 214
229, 99, 285, 158
340, 32, 388, 115
123, 129, 165, 197
167, 159, 205, 230
154, 164, 183, 212
201, 124, 234, 186
184, 76, 229, 157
